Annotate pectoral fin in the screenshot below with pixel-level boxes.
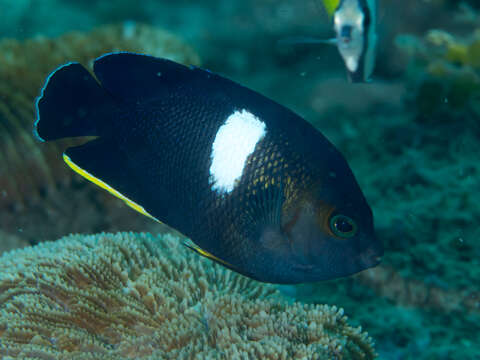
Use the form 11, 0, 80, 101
278, 36, 337, 46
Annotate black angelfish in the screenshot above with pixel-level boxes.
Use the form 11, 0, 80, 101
34, 52, 383, 284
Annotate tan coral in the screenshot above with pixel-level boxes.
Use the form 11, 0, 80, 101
0, 24, 199, 242
0, 232, 376, 359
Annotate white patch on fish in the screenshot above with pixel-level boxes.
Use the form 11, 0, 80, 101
345, 56, 359, 72
209, 109, 266, 194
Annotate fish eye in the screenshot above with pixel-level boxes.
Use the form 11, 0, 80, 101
329, 214, 357, 238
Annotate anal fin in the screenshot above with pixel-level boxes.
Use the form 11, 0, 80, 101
182, 240, 240, 273
63, 138, 159, 222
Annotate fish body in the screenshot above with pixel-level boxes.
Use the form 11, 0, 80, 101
35, 52, 383, 284
282, 0, 377, 82
332, 0, 377, 82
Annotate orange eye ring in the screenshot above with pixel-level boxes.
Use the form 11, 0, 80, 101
329, 214, 357, 238
318, 205, 336, 237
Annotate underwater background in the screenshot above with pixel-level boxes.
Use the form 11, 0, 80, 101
0, 0, 479, 359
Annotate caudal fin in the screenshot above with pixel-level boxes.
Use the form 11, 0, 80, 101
34, 62, 114, 142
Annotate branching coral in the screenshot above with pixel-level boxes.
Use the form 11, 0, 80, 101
0, 23, 199, 242
0, 232, 376, 359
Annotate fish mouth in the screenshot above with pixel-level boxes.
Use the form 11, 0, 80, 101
290, 250, 383, 274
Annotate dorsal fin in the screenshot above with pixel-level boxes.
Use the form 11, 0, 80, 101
92, 52, 197, 104
35, 62, 112, 141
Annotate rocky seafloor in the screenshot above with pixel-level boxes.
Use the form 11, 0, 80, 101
0, 0, 479, 359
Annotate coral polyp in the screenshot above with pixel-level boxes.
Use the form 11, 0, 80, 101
0, 232, 376, 359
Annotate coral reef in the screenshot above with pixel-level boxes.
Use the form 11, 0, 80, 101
395, 5, 480, 122
302, 100, 480, 359
0, 23, 199, 243
314, 97, 480, 297
288, 271, 480, 360
0, 232, 375, 359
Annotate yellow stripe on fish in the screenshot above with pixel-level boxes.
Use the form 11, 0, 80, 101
63, 153, 160, 222
182, 240, 240, 273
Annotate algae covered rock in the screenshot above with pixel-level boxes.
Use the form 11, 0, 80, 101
0, 232, 376, 359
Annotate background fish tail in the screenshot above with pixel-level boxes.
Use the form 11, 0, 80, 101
35, 63, 114, 141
